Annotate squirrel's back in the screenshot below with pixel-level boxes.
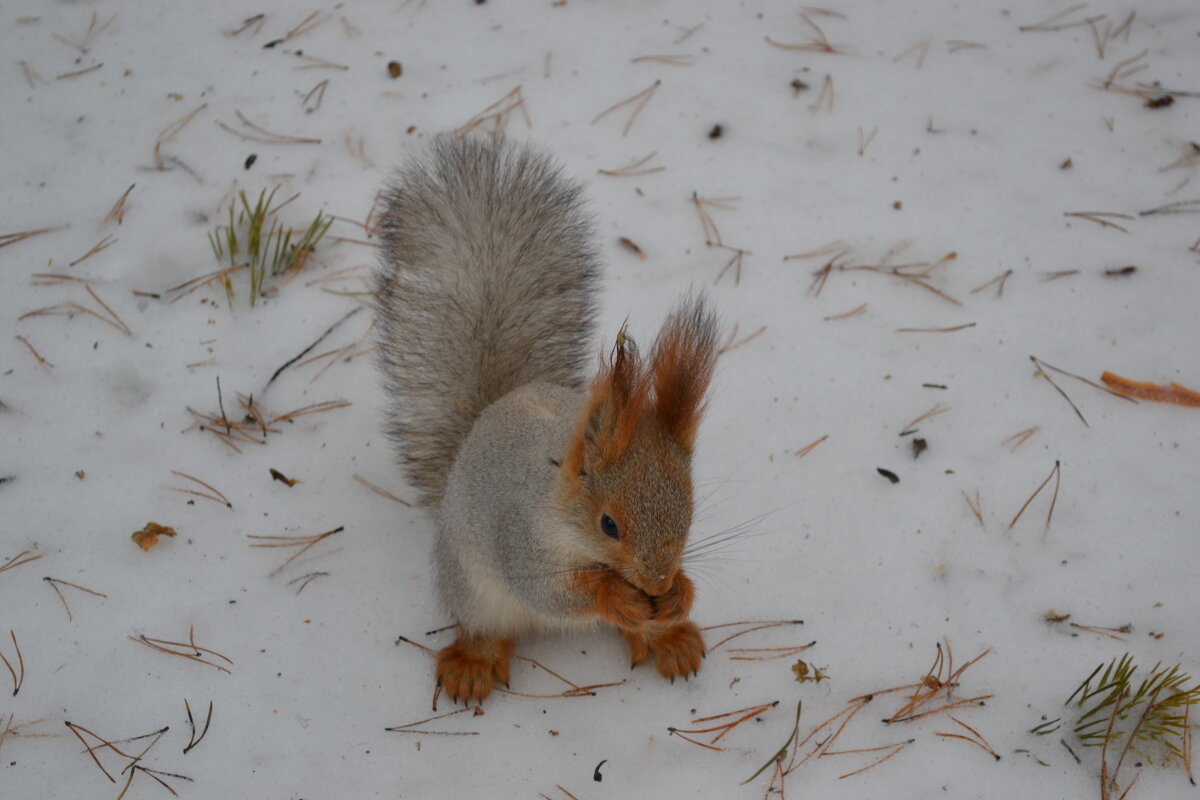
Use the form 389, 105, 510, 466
374, 137, 600, 506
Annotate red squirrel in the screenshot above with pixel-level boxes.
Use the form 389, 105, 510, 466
374, 137, 719, 704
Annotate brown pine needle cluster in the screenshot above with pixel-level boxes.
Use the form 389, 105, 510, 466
1, 550, 43, 574
183, 699, 213, 754
702, 619, 808, 660
217, 110, 321, 145
456, 85, 530, 138
20, 284, 132, 337
765, 13, 844, 54
1009, 459, 1062, 532
184, 392, 350, 453
670, 701, 780, 751
592, 80, 660, 137
248, 526, 344, 576
746, 640, 993, 796
44, 577, 108, 622
129, 626, 233, 674
170, 470, 232, 507
64, 719, 192, 796
1029, 355, 1134, 427
386, 705, 484, 736
1, 631, 24, 696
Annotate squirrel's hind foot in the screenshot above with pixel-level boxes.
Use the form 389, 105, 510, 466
436, 633, 514, 704
625, 621, 705, 681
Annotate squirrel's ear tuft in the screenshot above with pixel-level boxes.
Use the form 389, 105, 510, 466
650, 296, 719, 452
567, 330, 651, 474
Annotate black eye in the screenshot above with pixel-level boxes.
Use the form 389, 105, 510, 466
600, 514, 621, 540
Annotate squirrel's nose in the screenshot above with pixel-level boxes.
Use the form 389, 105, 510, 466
642, 573, 672, 597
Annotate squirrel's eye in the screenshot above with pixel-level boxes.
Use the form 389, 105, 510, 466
600, 513, 621, 540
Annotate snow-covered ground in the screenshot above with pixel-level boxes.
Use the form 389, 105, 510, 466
2, 1, 1198, 798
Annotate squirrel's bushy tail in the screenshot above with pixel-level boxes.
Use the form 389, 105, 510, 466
374, 137, 599, 506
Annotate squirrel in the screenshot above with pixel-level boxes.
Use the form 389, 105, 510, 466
374, 137, 720, 704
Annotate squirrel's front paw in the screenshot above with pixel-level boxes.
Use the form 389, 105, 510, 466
578, 569, 655, 630
647, 621, 705, 681
650, 571, 695, 624
436, 634, 514, 705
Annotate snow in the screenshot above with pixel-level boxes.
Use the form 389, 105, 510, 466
2, 1, 1198, 798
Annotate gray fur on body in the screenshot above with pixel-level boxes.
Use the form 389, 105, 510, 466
373, 137, 599, 508
436, 382, 594, 636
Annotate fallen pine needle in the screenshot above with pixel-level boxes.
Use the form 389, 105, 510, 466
248, 526, 344, 576
1, 550, 43, 573
170, 470, 232, 508
794, 434, 828, 457
1, 630, 24, 696
352, 473, 412, 506
44, 576, 107, 621
1008, 460, 1061, 531
1, 226, 67, 249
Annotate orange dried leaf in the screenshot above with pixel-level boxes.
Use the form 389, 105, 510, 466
132, 522, 177, 551
1100, 371, 1200, 407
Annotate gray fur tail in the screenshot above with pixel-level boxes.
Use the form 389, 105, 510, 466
374, 137, 600, 506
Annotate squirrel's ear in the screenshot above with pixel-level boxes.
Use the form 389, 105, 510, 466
650, 296, 719, 453
566, 332, 650, 473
